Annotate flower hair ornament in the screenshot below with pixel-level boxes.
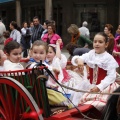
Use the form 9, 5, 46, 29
4, 38, 13, 46
48, 44, 56, 48
48, 44, 57, 53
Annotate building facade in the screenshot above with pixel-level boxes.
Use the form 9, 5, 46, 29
0, 0, 120, 44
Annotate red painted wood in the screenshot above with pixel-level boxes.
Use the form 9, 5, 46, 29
0, 77, 43, 120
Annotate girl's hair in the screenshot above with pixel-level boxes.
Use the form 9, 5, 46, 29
47, 23, 56, 33
95, 32, 109, 43
31, 40, 48, 52
67, 24, 79, 35
66, 43, 79, 56
105, 24, 113, 34
4, 41, 22, 54
48, 44, 56, 53
3, 30, 10, 38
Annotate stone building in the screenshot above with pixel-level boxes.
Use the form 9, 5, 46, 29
0, 0, 120, 44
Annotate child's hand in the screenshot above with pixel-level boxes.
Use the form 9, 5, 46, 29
56, 39, 62, 45
113, 51, 119, 57
50, 84, 59, 89
53, 68, 60, 75
74, 67, 84, 76
76, 58, 84, 74
90, 86, 100, 92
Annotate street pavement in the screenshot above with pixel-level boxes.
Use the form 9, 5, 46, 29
61, 48, 70, 59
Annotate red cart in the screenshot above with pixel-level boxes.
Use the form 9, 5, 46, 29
0, 60, 101, 120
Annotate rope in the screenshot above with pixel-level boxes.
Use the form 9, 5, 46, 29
60, 84, 120, 95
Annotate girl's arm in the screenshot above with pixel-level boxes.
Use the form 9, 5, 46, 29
56, 39, 62, 59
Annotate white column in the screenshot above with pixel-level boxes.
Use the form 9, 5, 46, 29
16, 0, 21, 27
45, 0, 52, 20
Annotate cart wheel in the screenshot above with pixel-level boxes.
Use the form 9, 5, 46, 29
0, 77, 43, 120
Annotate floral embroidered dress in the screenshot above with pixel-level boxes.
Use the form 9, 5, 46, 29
71, 49, 119, 111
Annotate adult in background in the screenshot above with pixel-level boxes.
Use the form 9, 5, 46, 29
42, 23, 63, 49
9, 21, 21, 44
0, 17, 6, 49
67, 24, 92, 56
41, 20, 50, 38
21, 22, 31, 57
79, 21, 90, 38
104, 24, 114, 55
115, 25, 120, 38
31, 16, 44, 43
66, 43, 90, 61
29, 21, 34, 35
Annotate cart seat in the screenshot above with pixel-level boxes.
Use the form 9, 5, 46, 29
46, 104, 94, 120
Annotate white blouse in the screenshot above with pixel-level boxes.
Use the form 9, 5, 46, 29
3, 60, 24, 71
71, 49, 119, 91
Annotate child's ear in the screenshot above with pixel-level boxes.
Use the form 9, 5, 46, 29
5, 53, 9, 57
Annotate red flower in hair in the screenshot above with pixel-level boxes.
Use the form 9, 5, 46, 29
4, 38, 13, 46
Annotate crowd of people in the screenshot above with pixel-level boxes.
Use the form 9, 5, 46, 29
0, 16, 120, 112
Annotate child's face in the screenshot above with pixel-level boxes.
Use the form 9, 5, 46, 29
7, 47, 22, 63
46, 46, 56, 62
31, 45, 46, 62
93, 35, 108, 54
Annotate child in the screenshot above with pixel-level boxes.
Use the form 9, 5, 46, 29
71, 32, 119, 111
26, 40, 59, 87
3, 41, 24, 71
27, 40, 72, 108
26, 40, 49, 68
46, 39, 89, 103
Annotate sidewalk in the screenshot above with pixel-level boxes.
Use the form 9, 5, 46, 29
61, 48, 70, 59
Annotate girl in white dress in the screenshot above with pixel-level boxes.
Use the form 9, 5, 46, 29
71, 32, 119, 111
46, 39, 89, 105
27, 40, 72, 107
3, 41, 24, 71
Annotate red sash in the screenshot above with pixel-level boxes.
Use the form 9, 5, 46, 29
88, 67, 107, 85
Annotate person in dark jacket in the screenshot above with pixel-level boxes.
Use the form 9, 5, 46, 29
31, 16, 44, 43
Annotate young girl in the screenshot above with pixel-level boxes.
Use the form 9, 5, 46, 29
71, 32, 119, 111
27, 40, 60, 87
3, 41, 24, 71
26, 40, 49, 68
46, 39, 89, 105
27, 40, 72, 107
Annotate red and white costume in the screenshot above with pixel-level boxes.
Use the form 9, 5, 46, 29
47, 54, 87, 93
72, 49, 119, 111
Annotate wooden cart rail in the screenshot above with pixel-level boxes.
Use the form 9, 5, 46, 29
0, 60, 101, 120
0, 76, 43, 120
